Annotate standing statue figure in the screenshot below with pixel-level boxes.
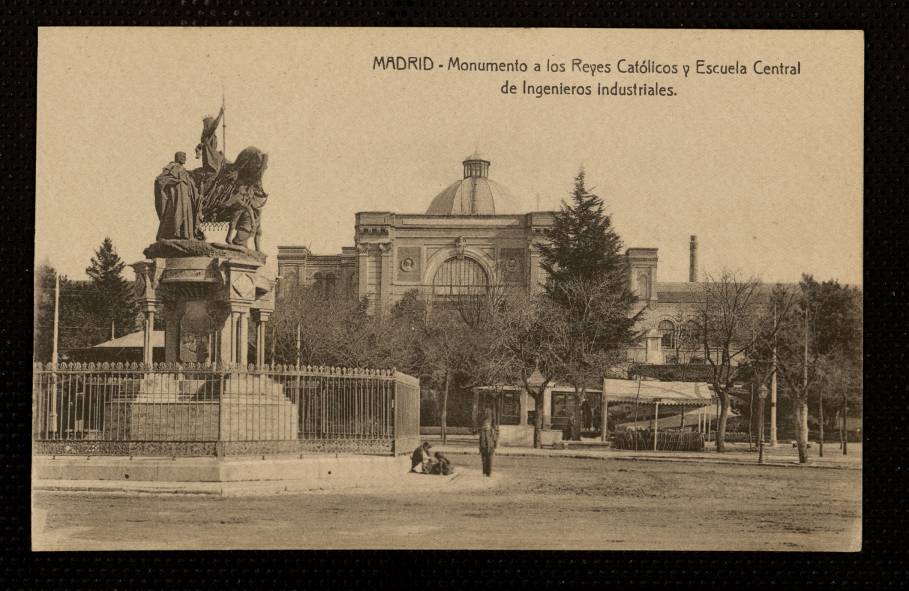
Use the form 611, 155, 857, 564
196, 105, 225, 176
154, 151, 203, 241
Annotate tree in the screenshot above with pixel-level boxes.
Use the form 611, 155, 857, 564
536, 169, 638, 439
698, 271, 796, 453
417, 307, 471, 444
492, 291, 571, 448
771, 294, 819, 463
664, 308, 701, 364
767, 276, 862, 461
798, 275, 863, 454
85, 237, 138, 341
537, 169, 627, 291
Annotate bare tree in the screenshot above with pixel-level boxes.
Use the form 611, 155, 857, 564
664, 308, 700, 364
492, 291, 571, 448
698, 271, 795, 453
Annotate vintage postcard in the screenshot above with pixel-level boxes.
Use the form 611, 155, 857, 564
33, 27, 862, 551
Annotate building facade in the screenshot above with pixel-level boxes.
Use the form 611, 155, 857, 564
277, 153, 706, 362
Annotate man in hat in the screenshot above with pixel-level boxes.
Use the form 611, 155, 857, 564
478, 416, 497, 477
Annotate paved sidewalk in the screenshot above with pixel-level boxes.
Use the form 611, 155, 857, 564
427, 439, 861, 470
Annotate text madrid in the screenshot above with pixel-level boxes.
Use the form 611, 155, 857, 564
373, 57, 801, 76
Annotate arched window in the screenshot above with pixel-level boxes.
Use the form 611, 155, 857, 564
312, 273, 337, 299
432, 257, 489, 300
323, 274, 337, 297
281, 271, 298, 298
658, 320, 675, 349
637, 271, 651, 300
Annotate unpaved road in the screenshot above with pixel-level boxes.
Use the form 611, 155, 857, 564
33, 455, 860, 551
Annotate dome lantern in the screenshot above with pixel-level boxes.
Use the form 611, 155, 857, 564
426, 153, 517, 216
463, 152, 490, 179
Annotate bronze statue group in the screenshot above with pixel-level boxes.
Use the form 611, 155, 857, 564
153, 105, 269, 251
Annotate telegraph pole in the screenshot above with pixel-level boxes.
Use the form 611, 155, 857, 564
813, 304, 824, 458
770, 302, 778, 446
221, 83, 227, 159
802, 306, 809, 456
49, 273, 60, 435
52, 273, 59, 365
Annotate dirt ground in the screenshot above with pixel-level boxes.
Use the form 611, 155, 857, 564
32, 455, 861, 551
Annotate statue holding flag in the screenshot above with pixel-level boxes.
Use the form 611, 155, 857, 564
151, 98, 270, 254
196, 105, 225, 175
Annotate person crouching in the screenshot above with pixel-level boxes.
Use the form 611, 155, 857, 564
430, 451, 454, 476
410, 441, 432, 473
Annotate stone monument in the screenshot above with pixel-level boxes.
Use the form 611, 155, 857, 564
108, 105, 296, 448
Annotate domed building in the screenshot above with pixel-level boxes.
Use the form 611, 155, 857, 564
277, 152, 703, 365
278, 153, 557, 315
277, 152, 721, 438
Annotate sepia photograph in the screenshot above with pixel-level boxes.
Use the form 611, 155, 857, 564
32, 27, 862, 551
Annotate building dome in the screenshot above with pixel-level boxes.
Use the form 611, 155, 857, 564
426, 154, 517, 215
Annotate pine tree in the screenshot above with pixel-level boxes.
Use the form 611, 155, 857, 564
536, 169, 638, 439
85, 237, 139, 340
537, 169, 627, 297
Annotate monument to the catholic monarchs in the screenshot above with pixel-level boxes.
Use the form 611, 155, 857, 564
111, 106, 295, 446
135, 105, 275, 368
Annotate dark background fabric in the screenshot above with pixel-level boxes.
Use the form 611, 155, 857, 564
2, 1, 903, 587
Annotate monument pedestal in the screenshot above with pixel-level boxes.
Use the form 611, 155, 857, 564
132, 252, 276, 367
120, 248, 294, 446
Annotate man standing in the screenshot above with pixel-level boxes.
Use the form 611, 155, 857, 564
478, 417, 497, 477
154, 151, 201, 241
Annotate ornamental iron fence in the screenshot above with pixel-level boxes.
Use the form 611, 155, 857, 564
32, 362, 420, 457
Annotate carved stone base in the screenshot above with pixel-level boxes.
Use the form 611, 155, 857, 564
143, 239, 266, 264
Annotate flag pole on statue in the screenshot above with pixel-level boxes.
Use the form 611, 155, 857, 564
221, 82, 227, 160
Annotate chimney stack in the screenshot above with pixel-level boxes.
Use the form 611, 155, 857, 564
689, 235, 698, 282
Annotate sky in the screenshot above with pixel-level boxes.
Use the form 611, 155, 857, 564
36, 28, 863, 285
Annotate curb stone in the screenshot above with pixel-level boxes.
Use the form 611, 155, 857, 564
435, 447, 857, 470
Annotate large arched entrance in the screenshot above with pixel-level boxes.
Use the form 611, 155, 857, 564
431, 256, 489, 302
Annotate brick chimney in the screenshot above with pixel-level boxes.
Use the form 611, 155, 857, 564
689, 235, 698, 282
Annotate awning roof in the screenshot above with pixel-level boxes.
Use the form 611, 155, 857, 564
601, 379, 715, 406
478, 378, 715, 407
91, 330, 165, 349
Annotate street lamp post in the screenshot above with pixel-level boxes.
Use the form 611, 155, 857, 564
758, 384, 768, 464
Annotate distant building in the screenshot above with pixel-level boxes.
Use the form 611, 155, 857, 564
278, 153, 715, 363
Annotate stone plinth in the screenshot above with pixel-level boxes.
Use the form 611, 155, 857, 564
219, 376, 298, 441
103, 399, 219, 441
102, 374, 299, 443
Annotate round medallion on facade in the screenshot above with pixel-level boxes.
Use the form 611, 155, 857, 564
505, 258, 519, 272
400, 257, 415, 272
